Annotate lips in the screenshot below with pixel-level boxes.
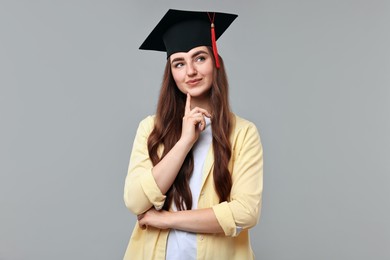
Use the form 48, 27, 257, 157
186, 78, 202, 85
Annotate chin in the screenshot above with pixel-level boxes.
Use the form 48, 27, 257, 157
187, 90, 203, 96
189, 90, 211, 98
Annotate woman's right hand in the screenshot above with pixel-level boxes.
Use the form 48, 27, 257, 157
180, 93, 211, 147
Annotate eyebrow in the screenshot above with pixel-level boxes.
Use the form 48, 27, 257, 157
170, 50, 209, 64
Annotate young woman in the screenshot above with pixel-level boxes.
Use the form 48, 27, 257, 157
124, 9, 263, 260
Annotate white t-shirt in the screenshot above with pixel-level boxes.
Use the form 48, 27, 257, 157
166, 117, 213, 260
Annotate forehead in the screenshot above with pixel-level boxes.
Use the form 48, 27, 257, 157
169, 46, 210, 61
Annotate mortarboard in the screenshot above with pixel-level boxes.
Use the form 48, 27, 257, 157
139, 9, 238, 68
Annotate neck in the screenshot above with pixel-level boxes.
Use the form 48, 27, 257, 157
190, 96, 212, 113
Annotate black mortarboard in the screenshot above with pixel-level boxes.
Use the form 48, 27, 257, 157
139, 9, 238, 68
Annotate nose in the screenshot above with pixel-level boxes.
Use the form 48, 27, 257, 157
186, 63, 197, 76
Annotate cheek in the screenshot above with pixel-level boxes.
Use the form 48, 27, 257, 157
207, 67, 214, 78
204, 67, 214, 82
171, 70, 184, 84
171, 71, 186, 93
203, 61, 214, 77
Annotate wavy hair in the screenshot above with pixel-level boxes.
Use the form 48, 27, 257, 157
147, 47, 233, 211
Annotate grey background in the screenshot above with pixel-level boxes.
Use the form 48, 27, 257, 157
1, 0, 389, 259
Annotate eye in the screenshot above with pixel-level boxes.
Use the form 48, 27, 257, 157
195, 56, 206, 62
173, 62, 184, 68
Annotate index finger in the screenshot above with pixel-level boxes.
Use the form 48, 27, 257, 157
185, 93, 191, 115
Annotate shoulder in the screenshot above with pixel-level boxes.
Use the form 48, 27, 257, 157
230, 113, 262, 146
136, 115, 156, 135
230, 114, 263, 158
231, 113, 259, 135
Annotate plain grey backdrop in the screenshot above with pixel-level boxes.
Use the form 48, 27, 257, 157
1, 0, 389, 259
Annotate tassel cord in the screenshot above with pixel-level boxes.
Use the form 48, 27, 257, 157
207, 13, 220, 68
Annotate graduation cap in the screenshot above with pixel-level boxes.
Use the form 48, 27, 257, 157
139, 9, 238, 68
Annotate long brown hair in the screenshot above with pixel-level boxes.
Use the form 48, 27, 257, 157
147, 47, 233, 211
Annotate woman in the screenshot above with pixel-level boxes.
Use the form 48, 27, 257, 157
124, 9, 263, 260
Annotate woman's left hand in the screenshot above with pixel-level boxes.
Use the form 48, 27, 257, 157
137, 208, 171, 230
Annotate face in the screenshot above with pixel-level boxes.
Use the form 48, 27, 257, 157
170, 46, 214, 99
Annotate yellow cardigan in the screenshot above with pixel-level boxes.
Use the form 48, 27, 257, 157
124, 114, 263, 260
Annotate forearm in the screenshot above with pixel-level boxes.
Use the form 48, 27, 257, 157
168, 208, 223, 234
151, 95, 211, 195
139, 207, 224, 234
152, 139, 192, 194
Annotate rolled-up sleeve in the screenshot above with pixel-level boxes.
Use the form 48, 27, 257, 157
213, 122, 263, 237
124, 116, 166, 215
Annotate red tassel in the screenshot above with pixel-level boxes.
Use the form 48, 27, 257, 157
208, 12, 220, 69
210, 23, 220, 68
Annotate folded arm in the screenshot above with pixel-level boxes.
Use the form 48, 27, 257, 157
136, 121, 263, 237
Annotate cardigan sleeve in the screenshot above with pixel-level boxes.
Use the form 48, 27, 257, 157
124, 116, 166, 215
212, 121, 263, 237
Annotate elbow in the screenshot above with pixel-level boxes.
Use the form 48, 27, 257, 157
124, 189, 151, 215
226, 211, 259, 238
123, 174, 153, 215
235, 201, 262, 230
123, 173, 166, 215
123, 191, 138, 214
243, 209, 260, 229
246, 200, 262, 229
